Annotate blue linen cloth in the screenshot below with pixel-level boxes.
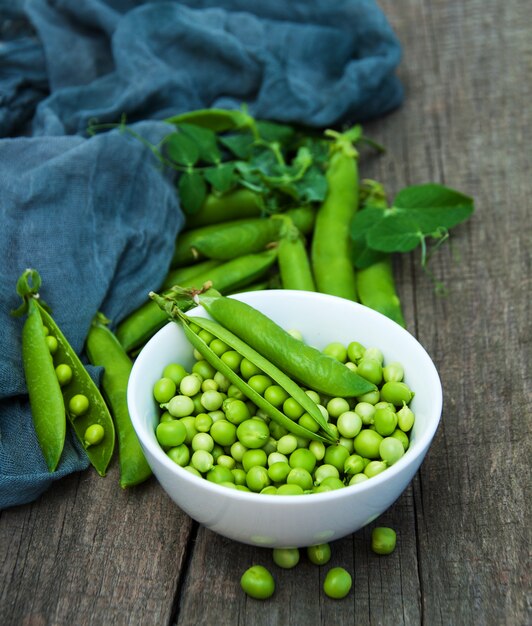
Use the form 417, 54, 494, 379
0, 0, 403, 508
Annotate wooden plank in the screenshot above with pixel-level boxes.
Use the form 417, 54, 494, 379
0, 463, 194, 625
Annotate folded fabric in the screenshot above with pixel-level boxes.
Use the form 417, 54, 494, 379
0, 0, 403, 509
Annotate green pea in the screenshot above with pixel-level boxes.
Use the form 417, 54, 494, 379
391, 428, 410, 451
194, 412, 213, 433
356, 358, 383, 385
198, 329, 215, 344
229, 441, 248, 463
240, 357, 262, 380
192, 359, 216, 380
374, 406, 398, 436
224, 398, 251, 425
382, 362, 404, 382
349, 473, 369, 485
167, 444, 190, 466
337, 411, 362, 438
314, 464, 340, 485
305, 389, 321, 404
347, 341, 365, 363
353, 430, 383, 459
162, 363, 188, 385
309, 440, 326, 461
191, 432, 214, 452
267, 461, 291, 483
282, 397, 304, 420
84, 423, 104, 447
322, 342, 347, 362
364, 460, 388, 478
232, 468, 247, 486
276, 483, 304, 495
227, 384, 246, 400
326, 397, 350, 418
213, 371, 230, 392
380, 381, 414, 406
201, 378, 218, 392
319, 476, 345, 490
371, 527, 397, 555
206, 465, 234, 484
298, 413, 320, 433
200, 389, 224, 411
323, 567, 352, 599
69, 393, 90, 417
246, 466, 271, 492
247, 374, 273, 395
289, 448, 316, 474
307, 543, 331, 565
45, 334, 58, 355
179, 416, 198, 444
156, 420, 187, 448
264, 385, 289, 407
261, 485, 278, 495
277, 434, 298, 455
240, 565, 275, 600
379, 437, 405, 465
286, 467, 313, 491
272, 547, 300, 569
54, 363, 73, 387
397, 405, 415, 432
183, 465, 202, 478
237, 418, 270, 449
210, 419, 237, 446
209, 338, 230, 357
220, 349, 243, 372
242, 448, 267, 473
356, 389, 380, 405
344, 454, 365, 475
323, 444, 349, 472
191, 449, 214, 473
166, 395, 195, 418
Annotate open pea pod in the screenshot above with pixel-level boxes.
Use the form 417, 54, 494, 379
181, 321, 334, 444
38, 303, 115, 476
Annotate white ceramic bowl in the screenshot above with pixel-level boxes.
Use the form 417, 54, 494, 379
127, 290, 442, 548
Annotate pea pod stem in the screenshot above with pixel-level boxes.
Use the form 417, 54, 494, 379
86, 315, 152, 487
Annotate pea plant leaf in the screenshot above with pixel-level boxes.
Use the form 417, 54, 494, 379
177, 171, 207, 215
350, 183, 474, 266
177, 123, 221, 164
219, 132, 255, 159
203, 162, 236, 194
164, 132, 200, 166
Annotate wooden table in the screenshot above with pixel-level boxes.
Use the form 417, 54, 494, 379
1, 1, 530, 624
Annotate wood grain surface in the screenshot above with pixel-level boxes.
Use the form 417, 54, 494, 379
1, 0, 530, 624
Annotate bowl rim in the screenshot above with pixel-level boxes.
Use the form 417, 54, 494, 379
127, 289, 443, 505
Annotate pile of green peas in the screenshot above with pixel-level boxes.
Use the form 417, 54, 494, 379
152, 331, 415, 494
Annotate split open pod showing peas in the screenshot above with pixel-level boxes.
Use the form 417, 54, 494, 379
127, 290, 442, 548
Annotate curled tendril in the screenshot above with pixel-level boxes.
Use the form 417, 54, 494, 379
11, 268, 50, 317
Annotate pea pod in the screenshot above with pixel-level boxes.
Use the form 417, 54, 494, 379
196, 291, 376, 398
171, 206, 315, 267
275, 216, 316, 291
162, 259, 221, 290
311, 126, 362, 300
85, 314, 152, 487
116, 249, 278, 353
183, 314, 336, 442
185, 189, 264, 229
356, 257, 406, 327
151, 297, 335, 443
21, 296, 66, 471
38, 304, 115, 476
165, 108, 255, 132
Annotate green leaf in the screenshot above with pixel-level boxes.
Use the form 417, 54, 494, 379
164, 132, 200, 166
292, 166, 328, 203
178, 171, 207, 215
219, 133, 255, 159
256, 120, 296, 145
393, 183, 473, 211
203, 163, 236, 194
177, 123, 221, 164
367, 213, 424, 253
